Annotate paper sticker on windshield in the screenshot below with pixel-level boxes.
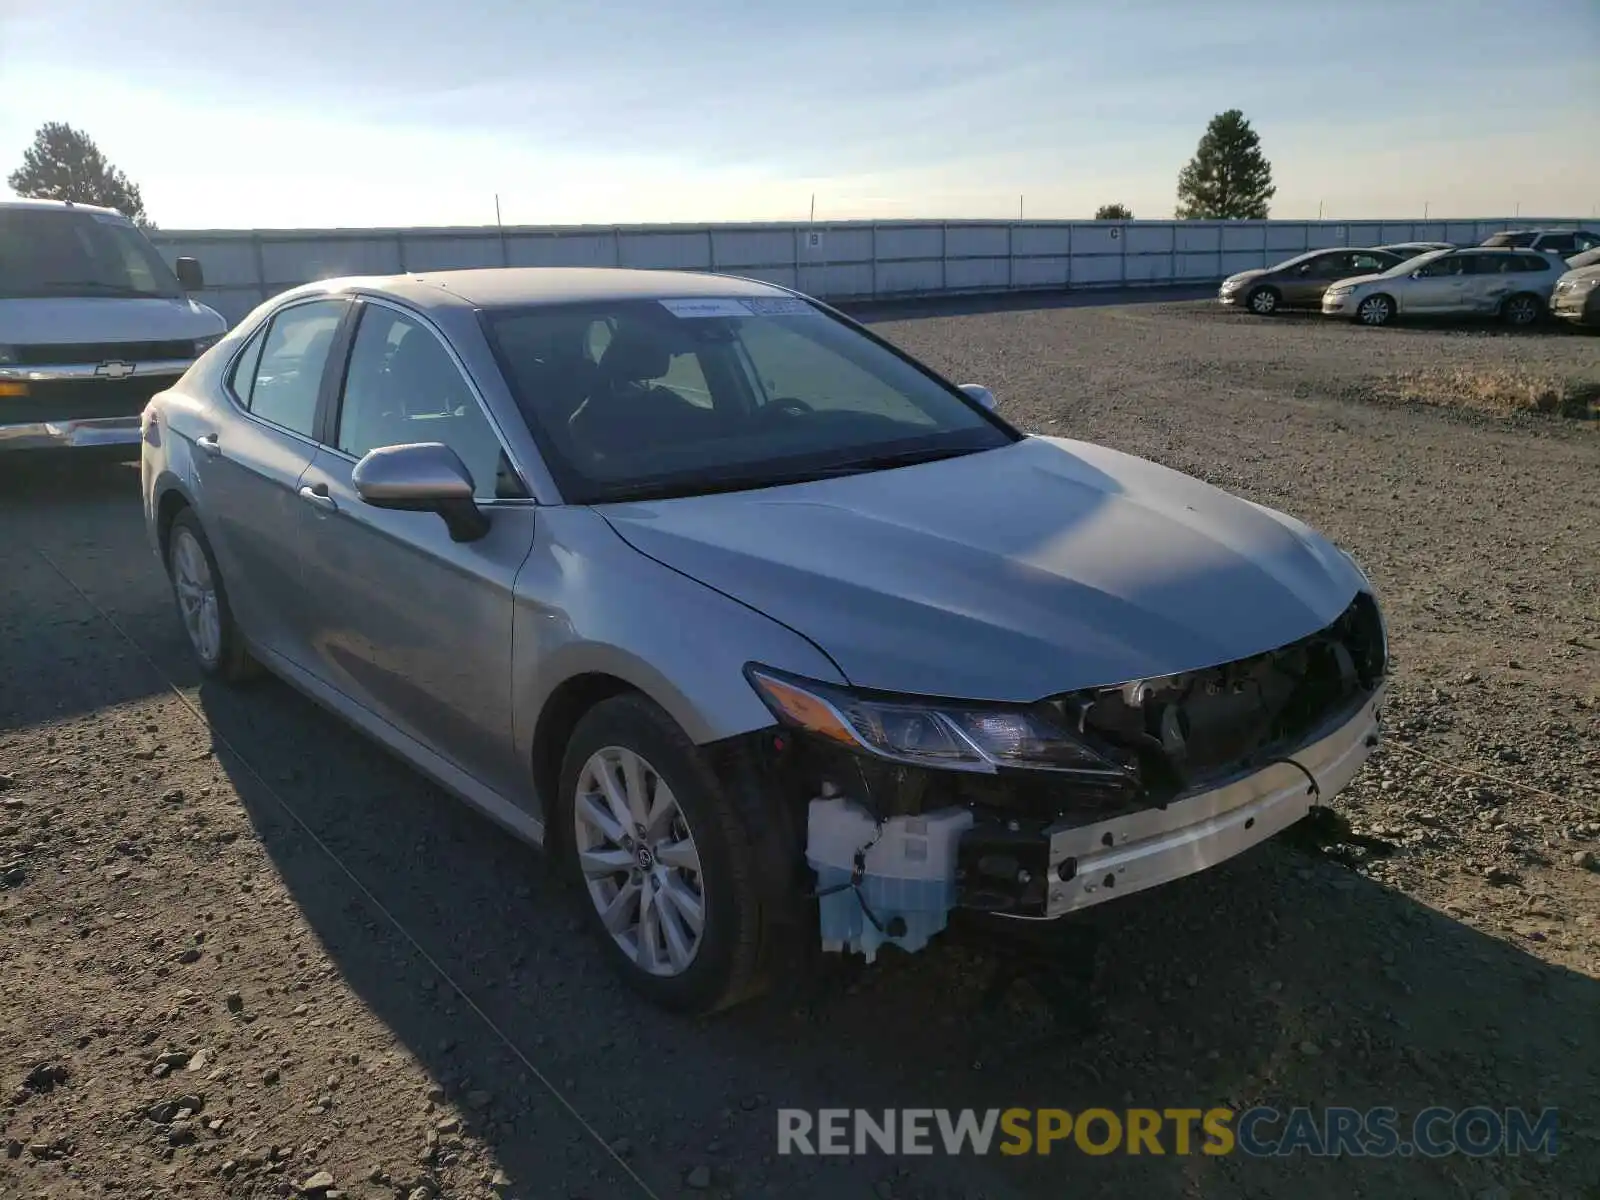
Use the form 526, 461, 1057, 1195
659, 298, 753, 319
91, 211, 133, 226
740, 297, 815, 316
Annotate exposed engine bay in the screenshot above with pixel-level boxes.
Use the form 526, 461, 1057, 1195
777, 591, 1388, 955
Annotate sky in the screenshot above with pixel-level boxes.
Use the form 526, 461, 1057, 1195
1, 0, 1596, 231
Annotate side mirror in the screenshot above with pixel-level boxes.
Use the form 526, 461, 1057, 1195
959, 383, 998, 412
174, 257, 204, 291
352, 442, 490, 543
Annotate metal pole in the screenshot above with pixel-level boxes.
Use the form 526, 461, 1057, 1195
1423, 200, 1429, 220
495, 194, 508, 266
1317, 200, 1323, 220
1019, 194, 1023, 220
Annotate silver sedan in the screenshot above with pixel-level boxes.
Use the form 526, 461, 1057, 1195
141, 269, 1387, 1011
1321, 248, 1563, 327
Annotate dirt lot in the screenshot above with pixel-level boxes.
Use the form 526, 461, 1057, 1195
2, 299, 1597, 1200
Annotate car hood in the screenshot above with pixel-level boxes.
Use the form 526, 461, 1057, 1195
1223, 269, 1267, 286
1558, 265, 1600, 284
0, 295, 226, 344
1329, 273, 1388, 290
598, 436, 1368, 701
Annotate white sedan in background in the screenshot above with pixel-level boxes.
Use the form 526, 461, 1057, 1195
1322, 248, 1563, 327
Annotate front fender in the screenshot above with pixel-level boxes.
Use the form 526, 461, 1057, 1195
511, 507, 846, 760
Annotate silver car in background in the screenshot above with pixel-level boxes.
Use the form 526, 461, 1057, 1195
141, 268, 1387, 1012
1321, 248, 1562, 327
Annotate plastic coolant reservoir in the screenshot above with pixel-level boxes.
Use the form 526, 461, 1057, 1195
805, 796, 975, 962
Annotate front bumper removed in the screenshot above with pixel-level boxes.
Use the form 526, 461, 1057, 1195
1015, 688, 1382, 918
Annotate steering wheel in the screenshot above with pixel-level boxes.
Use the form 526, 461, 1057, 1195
755, 396, 814, 422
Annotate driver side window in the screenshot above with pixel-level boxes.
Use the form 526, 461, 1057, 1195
335, 305, 525, 500
1416, 256, 1461, 278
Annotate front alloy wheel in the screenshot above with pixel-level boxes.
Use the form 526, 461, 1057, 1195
573, 746, 706, 977
557, 694, 765, 1012
1357, 295, 1394, 327
1247, 286, 1279, 316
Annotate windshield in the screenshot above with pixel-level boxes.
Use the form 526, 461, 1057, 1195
1380, 249, 1449, 277
0, 206, 183, 299
483, 297, 1015, 503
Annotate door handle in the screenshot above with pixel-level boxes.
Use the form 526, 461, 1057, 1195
297, 484, 338, 512
195, 434, 221, 458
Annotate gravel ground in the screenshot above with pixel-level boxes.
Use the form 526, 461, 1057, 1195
2, 298, 1597, 1200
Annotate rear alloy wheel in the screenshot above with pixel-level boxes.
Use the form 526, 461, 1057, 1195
1356, 294, 1394, 327
1246, 286, 1280, 316
1500, 293, 1541, 328
558, 694, 765, 1012
166, 509, 256, 682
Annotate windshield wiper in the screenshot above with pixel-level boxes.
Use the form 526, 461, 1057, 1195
592, 446, 992, 503
812, 445, 988, 475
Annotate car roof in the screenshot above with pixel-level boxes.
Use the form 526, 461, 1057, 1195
0, 196, 126, 216
299, 267, 794, 311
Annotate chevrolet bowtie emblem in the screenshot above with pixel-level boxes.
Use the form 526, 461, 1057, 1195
95, 361, 136, 380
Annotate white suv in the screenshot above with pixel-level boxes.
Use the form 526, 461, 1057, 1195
1480, 229, 1600, 257
0, 198, 226, 453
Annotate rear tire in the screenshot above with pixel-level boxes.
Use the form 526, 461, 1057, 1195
165, 509, 257, 682
556, 693, 766, 1013
1356, 294, 1395, 327
1246, 286, 1280, 316
1500, 292, 1542, 328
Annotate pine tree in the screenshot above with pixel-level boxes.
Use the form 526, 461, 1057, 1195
1175, 110, 1274, 220
8, 122, 153, 228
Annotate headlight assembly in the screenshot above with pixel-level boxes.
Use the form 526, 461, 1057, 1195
746, 666, 1131, 778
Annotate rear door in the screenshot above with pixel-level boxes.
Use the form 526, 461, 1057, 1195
294, 298, 538, 798
191, 297, 351, 668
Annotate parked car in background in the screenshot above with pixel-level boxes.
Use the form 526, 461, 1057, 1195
1374, 241, 1455, 260
1322, 248, 1562, 327
0, 198, 224, 453
141, 267, 1388, 1012
1480, 229, 1600, 257
1563, 247, 1600, 272
1219, 247, 1404, 315
1551, 259, 1600, 329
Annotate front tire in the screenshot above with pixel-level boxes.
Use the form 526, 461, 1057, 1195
557, 694, 765, 1013
1246, 286, 1280, 316
166, 509, 256, 682
1356, 294, 1395, 327
1500, 292, 1542, 328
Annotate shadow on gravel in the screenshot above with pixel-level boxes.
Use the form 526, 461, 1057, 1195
190, 663, 1600, 1200
0, 453, 169, 727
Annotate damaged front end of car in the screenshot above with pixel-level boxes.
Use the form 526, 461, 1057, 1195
740, 591, 1388, 961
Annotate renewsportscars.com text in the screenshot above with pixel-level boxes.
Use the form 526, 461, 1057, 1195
777, 1107, 1559, 1158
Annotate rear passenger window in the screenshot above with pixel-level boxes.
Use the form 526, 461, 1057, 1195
243, 300, 346, 437
227, 327, 267, 406
1520, 255, 1553, 272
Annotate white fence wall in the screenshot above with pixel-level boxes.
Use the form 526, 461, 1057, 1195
150, 217, 1586, 326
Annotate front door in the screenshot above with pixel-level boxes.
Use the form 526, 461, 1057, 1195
1402, 255, 1468, 313
190, 297, 349, 669
295, 299, 537, 798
